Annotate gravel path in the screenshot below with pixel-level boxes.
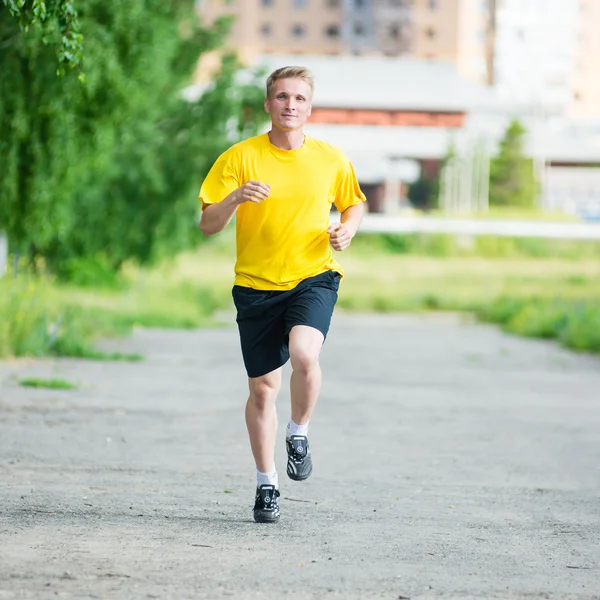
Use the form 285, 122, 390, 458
1, 314, 599, 599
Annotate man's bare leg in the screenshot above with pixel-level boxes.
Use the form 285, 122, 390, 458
286, 325, 324, 481
289, 325, 324, 425
247, 368, 283, 523
246, 367, 282, 474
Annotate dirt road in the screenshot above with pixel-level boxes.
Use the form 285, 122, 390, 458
1, 314, 599, 599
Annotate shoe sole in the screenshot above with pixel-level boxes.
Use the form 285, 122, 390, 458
287, 464, 312, 481
253, 510, 280, 523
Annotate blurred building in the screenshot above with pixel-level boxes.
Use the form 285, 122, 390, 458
185, 52, 600, 217
195, 0, 600, 118
572, 0, 600, 118
492, 0, 600, 119
191, 0, 600, 216
194, 0, 488, 80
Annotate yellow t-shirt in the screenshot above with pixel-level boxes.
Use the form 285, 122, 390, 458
199, 133, 366, 291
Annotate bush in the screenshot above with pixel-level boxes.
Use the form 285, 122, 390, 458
0, 272, 231, 359
349, 232, 600, 260
0, 280, 89, 358
56, 256, 124, 288
477, 297, 600, 354
489, 119, 539, 208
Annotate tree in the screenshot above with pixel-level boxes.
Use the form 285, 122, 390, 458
2, 0, 83, 72
408, 141, 456, 212
489, 119, 538, 208
407, 175, 437, 211
0, 1, 268, 275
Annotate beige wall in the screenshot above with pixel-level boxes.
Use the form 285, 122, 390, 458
571, 0, 600, 118
195, 0, 487, 85
412, 0, 460, 60
195, 0, 343, 58
412, 0, 486, 81
372, 2, 412, 56
455, 0, 487, 82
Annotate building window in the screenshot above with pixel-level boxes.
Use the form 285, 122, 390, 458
261, 0, 274, 6
354, 23, 365, 35
291, 23, 306, 36
294, 0, 307, 6
325, 24, 340, 37
429, 0, 438, 8
354, 0, 365, 7
389, 0, 407, 6
261, 23, 272, 36
389, 24, 400, 39
425, 26, 436, 39
326, 0, 339, 6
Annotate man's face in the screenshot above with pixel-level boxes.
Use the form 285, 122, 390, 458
264, 77, 312, 132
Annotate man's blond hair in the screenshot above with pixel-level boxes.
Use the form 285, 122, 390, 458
266, 66, 314, 99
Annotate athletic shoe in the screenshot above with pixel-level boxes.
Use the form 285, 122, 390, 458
286, 435, 313, 481
253, 484, 280, 523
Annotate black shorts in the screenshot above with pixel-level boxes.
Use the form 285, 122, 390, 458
232, 270, 341, 378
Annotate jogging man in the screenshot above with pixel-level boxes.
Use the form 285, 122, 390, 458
199, 66, 366, 523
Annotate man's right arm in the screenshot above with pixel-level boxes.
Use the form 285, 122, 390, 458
199, 189, 241, 237
199, 180, 271, 237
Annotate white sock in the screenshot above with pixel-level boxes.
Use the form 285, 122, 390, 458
256, 468, 278, 488
286, 418, 309, 438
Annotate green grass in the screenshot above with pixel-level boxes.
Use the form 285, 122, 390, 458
478, 297, 600, 352
0, 269, 230, 360
2, 229, 599, 358
335, 248, 600, 353
19, 377, 78, 390
166, 235, 600, 354
348, 231, 600, 260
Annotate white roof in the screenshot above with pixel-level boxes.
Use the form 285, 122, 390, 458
304, 123, 461, 160
184, 53, 600, 171
252, 54, 501, 113
303, 118, 600, 167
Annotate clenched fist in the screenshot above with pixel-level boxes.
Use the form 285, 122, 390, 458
327, 222, 355, 251
236, 180, 271, 204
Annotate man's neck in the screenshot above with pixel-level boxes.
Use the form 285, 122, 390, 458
268, 128, 305, 151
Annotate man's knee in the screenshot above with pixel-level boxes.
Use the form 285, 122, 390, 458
290, 345, 320, 374
289, 327, 323, 374
248, 371, 281, 410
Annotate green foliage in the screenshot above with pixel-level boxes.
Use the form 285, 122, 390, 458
2, 237, 600, 359
0, 279, 87, 357
56, 256, 124, 288
0, 1, 267, 276
2, 0, 83, 72
489, 119, 539, 208
407, 139, 457, 211
348, 232, 600, 260
0, 272, 230, 359
19, 377, 78, 390
407, 176, 438, 211
478, 298, 600, 353
409, 140, 457, 211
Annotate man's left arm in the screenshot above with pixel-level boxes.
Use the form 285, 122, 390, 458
327, 202, 366, 251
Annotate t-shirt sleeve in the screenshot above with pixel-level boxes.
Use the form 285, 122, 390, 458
333, 158, 367, 213
198, 149, 241, 211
